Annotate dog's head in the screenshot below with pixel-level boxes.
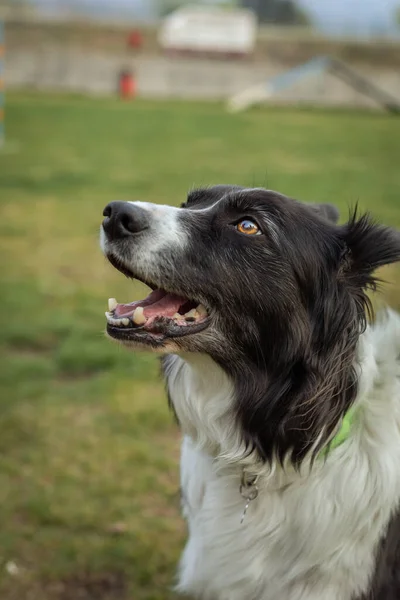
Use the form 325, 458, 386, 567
101, 186, 400, 464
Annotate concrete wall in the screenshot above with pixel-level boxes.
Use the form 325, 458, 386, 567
6, 46, 400, 110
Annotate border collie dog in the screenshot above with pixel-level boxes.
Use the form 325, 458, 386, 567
101, 186, 400, 600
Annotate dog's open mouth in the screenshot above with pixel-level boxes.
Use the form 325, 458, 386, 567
105, 287, 210, 344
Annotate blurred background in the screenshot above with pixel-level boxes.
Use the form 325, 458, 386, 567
0, 1, 400, 598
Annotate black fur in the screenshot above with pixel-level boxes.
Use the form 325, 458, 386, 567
179, 188, 400, 465
108, 186, 400, 464
358, 507, 400, 600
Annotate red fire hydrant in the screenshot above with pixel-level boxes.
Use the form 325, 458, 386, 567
118, 70, 136, 99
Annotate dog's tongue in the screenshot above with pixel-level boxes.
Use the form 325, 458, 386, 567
142, 293, 185, 318
114, 289, 186, 319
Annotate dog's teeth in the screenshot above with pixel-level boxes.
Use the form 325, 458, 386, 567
106, 313, 127, 327
196, 304, 207, 317
184, 309, 198, 320
108, 298, 118, 312
133, 306, 146, 325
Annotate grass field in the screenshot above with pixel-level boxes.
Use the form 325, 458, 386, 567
1, 93, 400, 600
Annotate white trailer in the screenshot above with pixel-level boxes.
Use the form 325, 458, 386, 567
158, 5, 257, 57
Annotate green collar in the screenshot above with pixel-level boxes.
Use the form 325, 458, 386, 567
326, 405, 356, 453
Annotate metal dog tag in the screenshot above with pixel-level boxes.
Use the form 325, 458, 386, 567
240, 472, 259, 524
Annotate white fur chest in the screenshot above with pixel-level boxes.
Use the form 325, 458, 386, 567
166, 315, 400, 600
178, 436, 400, 600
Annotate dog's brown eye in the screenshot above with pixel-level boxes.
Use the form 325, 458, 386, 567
236, 219, 261, 236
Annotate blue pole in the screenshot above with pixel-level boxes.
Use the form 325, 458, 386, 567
0, 20, 4, 147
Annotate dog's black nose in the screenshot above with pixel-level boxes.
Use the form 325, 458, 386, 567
102, 201, 149, 239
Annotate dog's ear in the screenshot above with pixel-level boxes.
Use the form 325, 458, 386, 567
309, 203, 340, 224
340, 212, 400, 281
